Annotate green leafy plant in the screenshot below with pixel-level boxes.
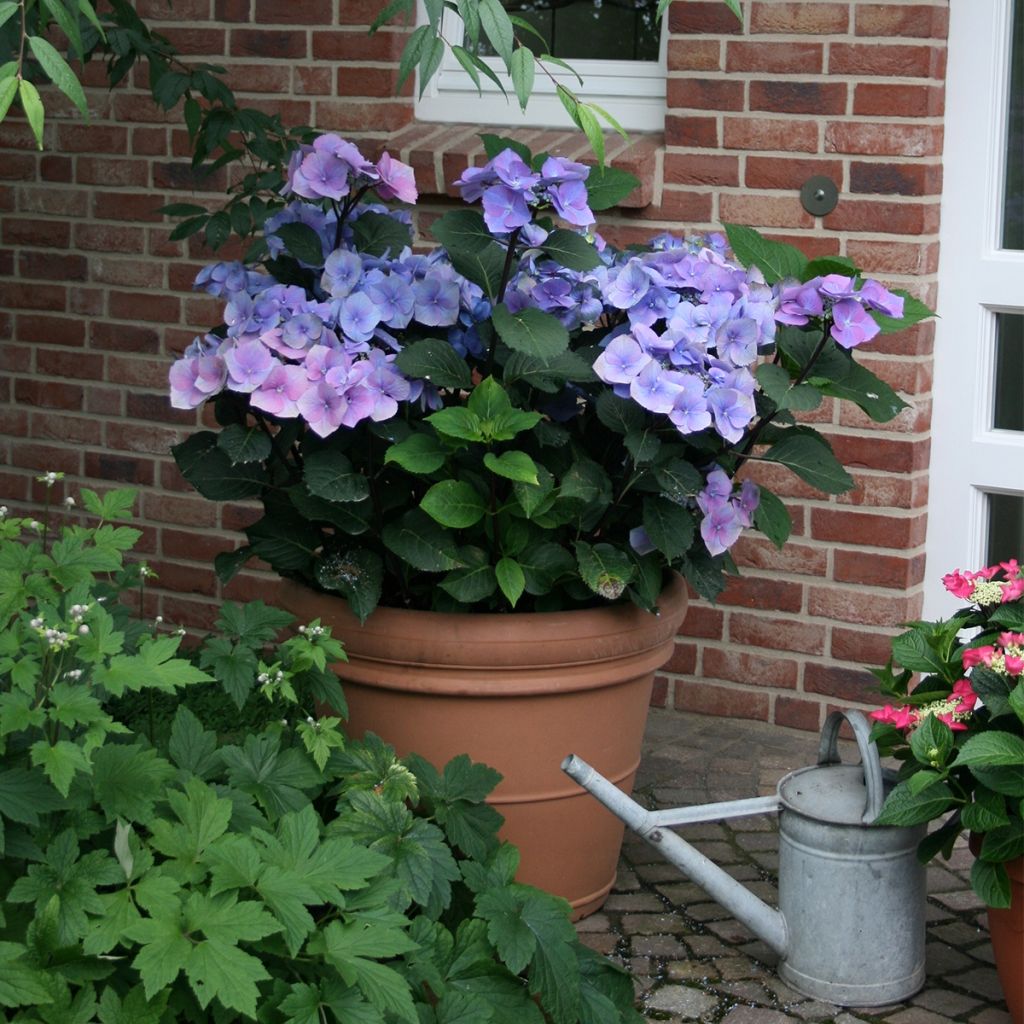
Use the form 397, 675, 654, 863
0, 487, 641, 1022
869, 560, 1024, 908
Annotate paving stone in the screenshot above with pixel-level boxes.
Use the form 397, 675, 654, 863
645, 986, 720, 1018
930, 922, 992, 948
575, 911, 611, 933
621, 913, 689, 935
615, 865, 641, 891
686, 901, 733, 923
721, 1006, 799, 1024
718, 956, 770, 981
629, 955, 653, 976
686, 935, 732, 957
658, 882, 713, 906
925, 942, 975, 974
832, 1014, 873, 1024
735, 831, 780, 851
720, 979, 773, 1003
786, 999, 844, 1020
946, 967, 1006, 1001
912, 989, 981, 1016
632, 934, 689, 958
665, 960, 721, 983
925, 902, 958, 923
886, 1007, 958, 1024
637, 861, 699, 883
577, 931, 618, 954
705, 918, 757, 944
932, 890, 986, 913
968, 1009, 1012, 1024
603, 892, 667, 913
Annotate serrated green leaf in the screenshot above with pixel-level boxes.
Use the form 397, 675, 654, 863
304, 450, 370, 503
384, 432, 447, 474
382, 510, 462, 572
752, 486, 790, 549
421, 480, 487, 529
755, 362, 822, 413
29, 34, 89, 119
874, 780, 955, 826
352, 210, 412, 256
495, 557, 525, 607
492, 303, 569, 360
642, 497, 694, 560
483, 450, 539, 484
316, 547, 383, 624
394, 337, 472, 389
92, 744, 177, 823
762, 433, 854, 494
539, 228, 602, 271
725, 223, 807, 284
273, 220, 325, 265
953, 731, 1024, 769
169, 706, 221, 779
575, 541, 634, 600
217, 423, 271, 464
971, 858, 1012, 909
29, 739, 90, 797
584, 164, 639, 211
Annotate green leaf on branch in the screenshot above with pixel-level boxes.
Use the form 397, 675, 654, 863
483, 451, 539, 484
811, 358, 909, 423
479, 133, 532, 164
421, 481, 487, 529
509, 45, 535, 111
908, 714, 953, 769
272, 221, 324, 265
492, 304, 569, 360
28, 35, 89, 119
725, 223, 807, 284
755, 363, 822, 413
874, 780, 956, 826
952, 731, 1024, 769
383, 510, 462, 572
304, 450, 370, 503
172, 431, 268, 500
18, 79, 45, 149
394, 337, 472, 389
642, 497, 694, 560
440, 549, 497, 603
575, 542, 634, 601
890, 628, 950, 676
0, 76, 18, 122
216, 424, 272, 465
479, 0, 515, 66
352, 211, 412, 257
753, 487, 791, 549
431, 208, 495, 253
384, 432, 448, 474
761, 433, 854, 494
584, 164, 639, 211
447, 241, 507, 301
539, 229, 602, 271
316, 548, 383, 624
971, 859, 1011, 909
870, 292, 934, 334
495, 557, 525, 607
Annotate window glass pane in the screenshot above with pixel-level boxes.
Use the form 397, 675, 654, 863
1003, 0, 1023, 249
987, 492, 1024, 564
480, 1, 661, 62
994, 313, 1024, 431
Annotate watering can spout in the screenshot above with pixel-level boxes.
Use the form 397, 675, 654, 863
561, 754, 788, 957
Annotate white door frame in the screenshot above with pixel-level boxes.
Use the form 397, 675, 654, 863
924, 0, 1024, 617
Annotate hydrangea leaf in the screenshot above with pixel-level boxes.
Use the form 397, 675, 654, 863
172, 431, 268, 501
875, 780, 955, 826
952, 731, 1024, 769
394, 338, 472, 390
384, 432, 448, 474
574, 542, 634, 601
583, 164, 639, 211
421, 481, 487, 529
642, 497, 694, 561
512, 466, 556, 520
383, 511, 462, 572
724, 223, 807, 284
216, 423, 272, 465
440, 548, 498, 604
753, 487, 791, 550
492, 304, 569, 361
970, 858, 1011, 909
539, 229, 601, 272
430, 209, 494, 254
761, 434, 854, 495
483, 451, 539, 485
495, 557, 525, 608
352, 211, 412, 258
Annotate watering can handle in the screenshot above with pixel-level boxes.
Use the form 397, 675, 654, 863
817, 709, 885, 824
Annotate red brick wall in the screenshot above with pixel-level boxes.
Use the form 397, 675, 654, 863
0, 0, 948, 731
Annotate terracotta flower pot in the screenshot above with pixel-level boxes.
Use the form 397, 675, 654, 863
278, 575, 689, 919
969, 836, 1024, 1023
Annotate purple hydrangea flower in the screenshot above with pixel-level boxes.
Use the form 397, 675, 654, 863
375, 151, 417, 204
453, 163, 498, 203
481, 184, 533, 234
546, 178, 594, 227
338, 291, 381, 344
413, 275, 460, 326
250, 363, 308, 418
629, 361, 684, 414
830, 298, 881, 349
492, 149, 540, 192
706, 385, 755, 443
322, 250, 364, 299
363, 271, 415, 329
667, 375, 711, 434
296, 379, 347, 436
715, 317, 759, 367
605, 262, 651, 310
858, 279, 904, 318
593, 335, 652, 384
700, 500, 744, 556
169, 353, 227, 409
224, 339, 277, 393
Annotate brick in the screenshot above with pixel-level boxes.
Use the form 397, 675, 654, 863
626, 187, 713, 224
215, 0, 249, 20
93, 191, 166, 222
649, 676, 669, 708
161, 27, 226, 56
825, 198, 940, 235
30, 411, 103, 445
666, 39, 721, 72
19, 251, 88, 281
313, 28, 408, 62
230, 29, 309, 59
674, 680, 770, 721
829, 43, 946, 80
161, 526, 235, 562
718, 575, 804, 613
661, 113, 718, 149
150, 559, 219, 597
0, 342, 31, 372
749, 80, 846, 116
719, 194, 813, 230
853, 83, 945, 119
804, 664, 880, 703
807, 586, 920, 628
729, 613, 826, 656
16, 314, 85, 346
83, 451, 154, 485
135, 0, 210, 19
76, 157, 150, 187
108, 291, 182, 325
9, 442, 82, 475
315, 99, 412, 134
811, 507, 926, 550
294, 66, 333, 95
664, 152, 739, 187
2, 282, 67, 312
36, 347, 104, 380
726, 42, 824, 74
338, 65, 409, 99
845, 239, 940, 276
839, 472, 929, 511
750, 2, 849, 35
831, 626, 900, 667
89, 322, 162, 354
105, 355, 172, 390
663, 641, 698, 675
678, 602, 725, 640
84, 386, 124, 416
131, 127, 170, 156
773, 696, 822, 732
745, 156, 843, 191
723, 117, 818, 153
90, 258, 165, 289
854, 4, 949, 39
126, 393, 195, 425
141, 492, 218, 527
74, 223, 147, 253
667, 1, 743, 34
3, 218, 71, 247
0, 154, 37, 179
827, 122, 944, 158
849, 161, 943, 197
666, 77, 744, 112
40, 155, 73, 182
16, 186, 89, 216
703, 648, 798, 689
834, 550, 926, 589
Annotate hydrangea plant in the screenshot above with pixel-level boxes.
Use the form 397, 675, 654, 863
869, 560, 1024, 907
169, 132, 931, 621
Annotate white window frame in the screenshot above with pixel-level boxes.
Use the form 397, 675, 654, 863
414, 1, 667, 132
924, 0, 1024, 616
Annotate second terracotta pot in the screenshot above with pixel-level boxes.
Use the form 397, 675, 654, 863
279, 575, 689, 919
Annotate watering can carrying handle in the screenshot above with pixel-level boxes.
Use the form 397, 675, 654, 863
817, 709, 885, 824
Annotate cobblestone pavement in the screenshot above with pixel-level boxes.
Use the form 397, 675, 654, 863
576, 709, 1012, 1024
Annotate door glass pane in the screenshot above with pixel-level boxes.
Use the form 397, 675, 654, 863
987, 493, 1024, 564
994, 313, 1024, 430
1003, 0, 1023, 249
479, 1, 661, 61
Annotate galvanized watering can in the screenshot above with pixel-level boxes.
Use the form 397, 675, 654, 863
562, 709, 927, 1006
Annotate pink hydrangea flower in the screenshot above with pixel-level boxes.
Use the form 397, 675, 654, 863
870, 704, 917, 731
375, 151, 417, 204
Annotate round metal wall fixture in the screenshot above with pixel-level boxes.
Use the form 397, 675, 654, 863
800, 175, 839, 217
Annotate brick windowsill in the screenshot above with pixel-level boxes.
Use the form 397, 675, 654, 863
359, 121, 663, 209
